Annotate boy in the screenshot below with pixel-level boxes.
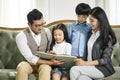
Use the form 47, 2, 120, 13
69, 3, 91, 59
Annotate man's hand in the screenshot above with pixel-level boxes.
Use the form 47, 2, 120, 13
51, 58, 65, 66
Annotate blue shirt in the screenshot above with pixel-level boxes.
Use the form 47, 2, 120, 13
69, 21, 91, 57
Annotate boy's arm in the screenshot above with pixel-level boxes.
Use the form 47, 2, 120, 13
68, 24, 72, 41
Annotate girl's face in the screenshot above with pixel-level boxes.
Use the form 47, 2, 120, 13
89, 15, 100, 32
53, 29, 64, 44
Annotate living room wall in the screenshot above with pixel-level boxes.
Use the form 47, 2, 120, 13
0, 0, 119, 28
36, 0, 120, 25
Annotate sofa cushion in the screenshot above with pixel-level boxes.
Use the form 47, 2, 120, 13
0, 31, 23, 69
111, 28, 120, 66
96, 67, 120, 80
0, 20, 120, 80
0, 69, 38, 80
0, 69, 16, 80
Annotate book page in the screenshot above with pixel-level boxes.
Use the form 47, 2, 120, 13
37, 51, 77, 69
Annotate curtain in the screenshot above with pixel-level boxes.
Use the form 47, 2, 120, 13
0, 0, 119, 28
0, 0, 36, 28
95, 0, 120, 25
109, 0, 120, 25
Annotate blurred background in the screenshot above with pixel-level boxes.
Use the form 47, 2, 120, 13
0, 0, 120, 28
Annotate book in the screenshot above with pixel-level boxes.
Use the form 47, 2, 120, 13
37, 52, 77, 69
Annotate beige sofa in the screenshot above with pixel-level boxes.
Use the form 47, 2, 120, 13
0, 20, 120, 80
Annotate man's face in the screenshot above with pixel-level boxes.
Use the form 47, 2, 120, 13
77, 15, 88, 24
28, 18, 45, 35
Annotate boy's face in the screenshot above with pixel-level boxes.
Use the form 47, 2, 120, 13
77, 15, 88, 24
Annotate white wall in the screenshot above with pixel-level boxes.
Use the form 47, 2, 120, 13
0, 0, 119, 27
36, 0, 50, 24
0, 0, 36, 27
37, 0, 120, 25
38, 0, 95, 24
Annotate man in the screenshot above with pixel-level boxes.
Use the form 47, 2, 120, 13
16, 9, 64, 80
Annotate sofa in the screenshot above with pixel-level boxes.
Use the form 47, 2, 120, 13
0, 20, 120, 80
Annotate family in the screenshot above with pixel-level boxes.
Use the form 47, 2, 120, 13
15, 3, 117, 80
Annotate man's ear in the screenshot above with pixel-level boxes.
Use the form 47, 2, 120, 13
28, 23, 31, 27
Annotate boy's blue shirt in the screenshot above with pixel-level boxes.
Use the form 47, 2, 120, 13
69, 21, 91, 57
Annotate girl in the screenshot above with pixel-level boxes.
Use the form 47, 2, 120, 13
50, 24, 71, 80
70, 7, 117, 80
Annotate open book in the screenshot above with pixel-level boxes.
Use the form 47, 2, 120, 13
37, 52, 77, 69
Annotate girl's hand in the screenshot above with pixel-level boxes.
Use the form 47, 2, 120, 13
74, 58, 86, 66
49, 50, 56, 54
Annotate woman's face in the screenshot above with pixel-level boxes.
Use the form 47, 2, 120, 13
53, 29, 64, 44
88, 15, 100, 32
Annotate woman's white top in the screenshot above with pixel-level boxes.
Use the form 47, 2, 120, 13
87, 30, 100, 61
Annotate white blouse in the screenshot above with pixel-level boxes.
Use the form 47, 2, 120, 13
87, 30, 100, 61
53, 41, 71, 55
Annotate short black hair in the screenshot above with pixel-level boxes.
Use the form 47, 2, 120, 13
75, 3, 91, 15
27, 9, 43, 24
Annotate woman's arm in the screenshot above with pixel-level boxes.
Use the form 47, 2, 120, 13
75, 58, 99, 66
98, 40, 113, 65
75, 39, 113, 66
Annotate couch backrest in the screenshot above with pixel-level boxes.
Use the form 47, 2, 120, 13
111, 28, 120, 66
0, 20, 120, 69
0, 28, 24, 69
45, 20, 120, 67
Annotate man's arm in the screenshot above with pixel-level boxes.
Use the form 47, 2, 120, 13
37, 58, 65, 66
16, 31, 39, 65
16, 31, 64, 66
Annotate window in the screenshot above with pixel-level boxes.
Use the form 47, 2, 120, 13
109, 0, 120, 25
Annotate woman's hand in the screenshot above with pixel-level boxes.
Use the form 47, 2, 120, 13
74, 58, 87, 66
74, 58, 99, 66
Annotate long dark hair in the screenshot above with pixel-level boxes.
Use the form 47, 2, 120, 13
89, 7, 116, 47
50, 24, 71, 50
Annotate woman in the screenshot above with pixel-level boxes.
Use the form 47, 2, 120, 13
70, 7, 117, 80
